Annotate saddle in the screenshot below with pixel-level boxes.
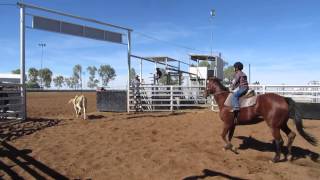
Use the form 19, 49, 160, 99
224, 90, 258, 108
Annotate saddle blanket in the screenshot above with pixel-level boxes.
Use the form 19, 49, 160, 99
224, 93, 257, 108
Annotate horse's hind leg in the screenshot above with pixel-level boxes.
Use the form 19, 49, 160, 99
281, 123, 296, 160
270, 127, 284, 163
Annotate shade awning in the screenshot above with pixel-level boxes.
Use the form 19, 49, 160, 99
189, 54, 217, 61
144, 56, 178, 62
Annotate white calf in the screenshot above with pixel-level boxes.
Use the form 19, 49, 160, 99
68, 94, 87, 120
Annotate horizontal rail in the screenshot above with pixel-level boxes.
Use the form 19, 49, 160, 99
138, 85, 205, 88
0, 118, 23, 126
129, 109, 171, 112
0, 111, 21, 116
0, 96, 22, 101
250, 85, 320, 87
0, 91, 21, 94
0, 103, 23, 109
130, 95, 205, 98
133, 99, 206, 102
130, 88, 204, 93
0, 83, 23, 87
129, 104, 206, 107
254, 90, 320, 93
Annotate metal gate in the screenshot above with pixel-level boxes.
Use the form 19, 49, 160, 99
0, 83, 24, 121
129, 85, 207, 112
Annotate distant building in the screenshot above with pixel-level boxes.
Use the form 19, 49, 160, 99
189, 54, 224, 80
0, 73, 20, 84
308, 81, 320, 85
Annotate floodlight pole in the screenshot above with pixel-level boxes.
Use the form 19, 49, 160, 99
210, 9, 215, 56
38, 43, 46, 88
19, 4, 26, 120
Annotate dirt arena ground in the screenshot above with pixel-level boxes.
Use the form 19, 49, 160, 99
1, 92, 320, 179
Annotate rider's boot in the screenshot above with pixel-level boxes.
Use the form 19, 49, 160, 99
233, 109, 239, 125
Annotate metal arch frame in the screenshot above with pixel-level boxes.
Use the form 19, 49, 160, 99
17, 2, 133, 119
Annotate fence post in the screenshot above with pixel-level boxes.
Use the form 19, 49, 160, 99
262, 85, 266, 94
170, 86, 173, 112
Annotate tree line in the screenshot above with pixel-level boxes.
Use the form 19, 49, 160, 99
12, 64, 116, 89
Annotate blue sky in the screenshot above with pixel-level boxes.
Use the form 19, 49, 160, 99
1, 0, 320, 87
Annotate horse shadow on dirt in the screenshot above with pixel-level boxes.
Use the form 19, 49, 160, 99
0, 141, 68, 179
236, 136, 319, 162
0, 118, 62, 141
182, 169, 247, 180
127, 112, 187, 119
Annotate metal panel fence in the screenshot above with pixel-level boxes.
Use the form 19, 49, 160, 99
250, 85, 320, 103
129, 84, 320, 112
129, 85, 207, 112
0, 83, 24, 121
210, 84, 320, 112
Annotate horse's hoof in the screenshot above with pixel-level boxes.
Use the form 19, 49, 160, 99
269, 157, 280, 163
287, 154, 294, 161
232, 147, 238, 153
223, 144, 233, 151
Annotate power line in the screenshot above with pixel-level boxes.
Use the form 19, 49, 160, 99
0, 3, 16, 6
134, 31, 210, 54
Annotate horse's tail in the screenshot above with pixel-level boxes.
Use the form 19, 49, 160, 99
285, 97, 318, 146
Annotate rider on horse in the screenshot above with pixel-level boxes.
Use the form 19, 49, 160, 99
230, 62, 249, 117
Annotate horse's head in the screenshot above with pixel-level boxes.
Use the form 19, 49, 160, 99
205, 77, 226, 97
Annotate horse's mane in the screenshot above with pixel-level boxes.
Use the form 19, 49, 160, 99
210, 78, 229, 92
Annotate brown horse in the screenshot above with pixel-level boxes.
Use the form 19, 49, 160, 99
205, 78, 318, 163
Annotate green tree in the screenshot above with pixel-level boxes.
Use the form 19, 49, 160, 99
11, 69, 20, 74
39, 68, 53, 88
223, 65, 234, 85
65, 77, 77, 89
198, 61, 210, 68
130, 68, 137, 81
53, 76, 64, 89
26, 82, 40, 88
87, 66, 99, 89
157, 69, 180, 85
28, 67, 39, 83
73, 64, 82, 89
98, 65, 116, 86
26, 67, 40, 88
65, 77, 72, 89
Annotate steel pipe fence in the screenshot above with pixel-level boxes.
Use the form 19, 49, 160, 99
0, 83, 24, 120
129, 85, 207, 112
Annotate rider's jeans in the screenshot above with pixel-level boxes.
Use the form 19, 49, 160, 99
232, 87, 248, 111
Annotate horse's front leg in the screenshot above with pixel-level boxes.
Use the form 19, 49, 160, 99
73, 104, 78, 118
221, 122, 238, 153
221, 123, 232, 150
